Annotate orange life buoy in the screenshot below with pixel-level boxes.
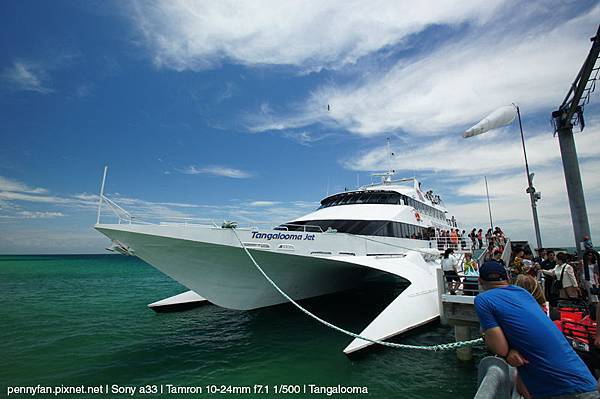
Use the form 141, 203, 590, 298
415, 212, 421, 222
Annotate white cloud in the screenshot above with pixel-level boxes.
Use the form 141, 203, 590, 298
0, 190, 75, 205
447, 157, 600, 248
72, 193, 99, 202
345, 124, 600, 177
2, 60, 53, 94
217, 81, 235, 102
0, 176, 48, 194
179, 165, 252, 178
339, 118, 600, 247
0, 176, 212, 226
250, 5, 600, 136
248, 201, 279, 207
130, 0, 506, 71
281, 131, 330, 146
17, 211, 65, 219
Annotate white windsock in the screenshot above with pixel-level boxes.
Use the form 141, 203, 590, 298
463, 105, 517, 138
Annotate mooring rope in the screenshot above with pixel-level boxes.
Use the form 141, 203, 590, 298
226, 225, 483, 351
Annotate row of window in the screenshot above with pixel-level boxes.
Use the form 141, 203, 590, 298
277, 219, 436, 240
318, 191, 446, 220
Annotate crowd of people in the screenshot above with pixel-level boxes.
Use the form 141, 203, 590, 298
439, 234, 600, 398
435, 226, 506, 253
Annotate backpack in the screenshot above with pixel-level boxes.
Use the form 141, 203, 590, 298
550, 266, 566, 298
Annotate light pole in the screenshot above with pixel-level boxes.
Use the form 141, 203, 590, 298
513, 104, 543, 250
464, 105, 543, 249
484, 176, 494, 233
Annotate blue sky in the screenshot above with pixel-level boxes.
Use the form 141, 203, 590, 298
1, 0, 599, 253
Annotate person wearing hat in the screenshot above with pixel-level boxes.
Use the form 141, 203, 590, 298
491, 249, 505, 266
475, 261, 597, 399
583, 235, 594, 251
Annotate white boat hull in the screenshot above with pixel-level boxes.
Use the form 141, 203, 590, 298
96, 224, 373, 310
96, 223, 442, 353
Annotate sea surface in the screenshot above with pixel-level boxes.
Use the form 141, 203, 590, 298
1, 255, 488, 399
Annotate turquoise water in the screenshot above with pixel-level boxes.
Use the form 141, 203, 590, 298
1, 255, 486, 398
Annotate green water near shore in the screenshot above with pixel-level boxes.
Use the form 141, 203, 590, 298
0, 255, 487, 398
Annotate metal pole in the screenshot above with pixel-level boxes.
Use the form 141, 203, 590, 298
515, 106, 543, 250
551, 25, 599, 259
96, 165, 108, 225
484, 176, 494, 232
386, 137, 392, 173
557, 125, 590, 258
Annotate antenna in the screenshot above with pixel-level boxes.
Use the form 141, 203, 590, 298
484, 176, 494, 232
386, 137, 392, 174
370, 138, 397, 185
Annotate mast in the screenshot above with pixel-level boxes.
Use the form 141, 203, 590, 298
96, 165, 108, 225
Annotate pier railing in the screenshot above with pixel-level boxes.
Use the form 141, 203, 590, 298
475, 357, 520, 399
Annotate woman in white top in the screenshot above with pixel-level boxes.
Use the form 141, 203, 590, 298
542, 252, 579, 300
582, 250, 599, 303
441, 248, 459, 294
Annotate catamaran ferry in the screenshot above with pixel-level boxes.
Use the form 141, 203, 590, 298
95, 168, 459, 354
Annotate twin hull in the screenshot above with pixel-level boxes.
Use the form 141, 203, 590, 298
95, 224, 423, 310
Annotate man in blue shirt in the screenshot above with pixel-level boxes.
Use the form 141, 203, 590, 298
475, 261, 597, 399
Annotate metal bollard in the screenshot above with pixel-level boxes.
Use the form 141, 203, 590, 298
475, 357, 518, 399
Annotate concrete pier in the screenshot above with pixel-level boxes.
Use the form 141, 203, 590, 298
436, 268, 481, 361
455, 325, 473, 361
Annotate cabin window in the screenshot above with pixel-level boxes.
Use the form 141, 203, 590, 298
361, 221, 387, 235
392, 222, 401, 238
283, 219, 431, 240
318, 190, 447, 224
384, 222, 395, 237
355, 193, 370, 203
385, 193, 401, 204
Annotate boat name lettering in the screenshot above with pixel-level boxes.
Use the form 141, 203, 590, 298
251, 231, 315, 241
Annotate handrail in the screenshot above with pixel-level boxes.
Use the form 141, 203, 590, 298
103, 195, 132, 220
430, 236, 470, 252
475, 248, 488, 266
440, 272, 481, 296
475, 357, 519, 399
276, 223, 325, 233
97, 194, 302, 231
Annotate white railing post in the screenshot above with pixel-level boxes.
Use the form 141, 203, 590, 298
96, 165, 108, 225
501, 239, 512, 267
